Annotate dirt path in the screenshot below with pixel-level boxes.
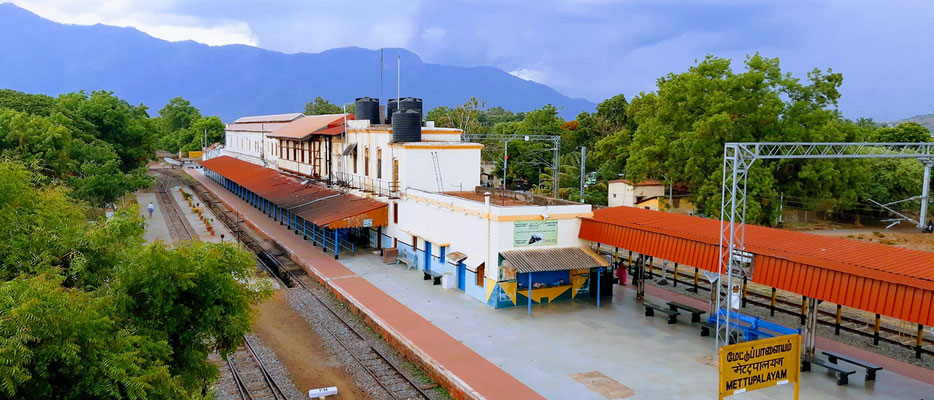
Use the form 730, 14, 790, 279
251, 289, 369, 399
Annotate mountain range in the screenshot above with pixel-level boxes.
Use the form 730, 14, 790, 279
0, 3, 595, 122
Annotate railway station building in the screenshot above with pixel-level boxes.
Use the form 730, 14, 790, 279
208, 103, 609, 309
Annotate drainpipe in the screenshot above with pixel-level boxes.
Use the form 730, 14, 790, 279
485, 192, 492, 291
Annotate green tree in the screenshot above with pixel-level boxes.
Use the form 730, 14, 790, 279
158, 97, 201, 134
304, 97, 342, 115
113, 241, 269, 391
424, 98, 485, 135
624, 54, 854, 224
869, 122, 931, 142
0, 274, 181, 399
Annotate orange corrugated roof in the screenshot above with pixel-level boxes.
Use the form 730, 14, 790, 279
199, 156, 386, 228
267, 114, 351, 140
580, 206, 934, 325
588, 206, 934, 289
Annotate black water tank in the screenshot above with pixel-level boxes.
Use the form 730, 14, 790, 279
392, 109, 422, 142
354, 97, 380, 125
398, 97, 423, 120
386, 98, 398, 124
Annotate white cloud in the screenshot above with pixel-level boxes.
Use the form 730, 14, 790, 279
509, 68, 546, 83
420, 27, 446, 44
9, 0, 258, 46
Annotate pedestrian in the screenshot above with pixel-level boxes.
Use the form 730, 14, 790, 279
147, 202, 155, 218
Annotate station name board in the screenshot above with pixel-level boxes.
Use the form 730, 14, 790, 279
719, 334, 800, 399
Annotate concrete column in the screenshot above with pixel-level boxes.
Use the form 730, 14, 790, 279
804, 299, 819, 359
920, 162, 932, 229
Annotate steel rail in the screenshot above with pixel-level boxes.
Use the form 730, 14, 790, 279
167, 169, 433, 400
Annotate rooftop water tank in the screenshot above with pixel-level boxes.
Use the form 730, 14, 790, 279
354, 97, 380, 125
386, 98, 398, 124
398, 97, 423, 121
392, 109, 422, 143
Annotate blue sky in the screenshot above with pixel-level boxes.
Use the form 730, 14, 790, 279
9, 0, 934, 121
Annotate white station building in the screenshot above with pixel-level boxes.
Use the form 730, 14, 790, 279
204, 100, 610, 309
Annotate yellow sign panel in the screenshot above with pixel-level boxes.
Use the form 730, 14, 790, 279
719, 334, 800, 399
188, 151, 203, 158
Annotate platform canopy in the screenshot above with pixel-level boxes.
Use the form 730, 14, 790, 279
500, 246, 609, 273
200, 156, 386, 229
579, 206, 934, 326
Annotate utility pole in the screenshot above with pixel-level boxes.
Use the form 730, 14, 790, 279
503, 141, 509, 190
579, 146, 586, 203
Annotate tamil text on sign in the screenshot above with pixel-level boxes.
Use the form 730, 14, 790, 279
719, 334, 800, 399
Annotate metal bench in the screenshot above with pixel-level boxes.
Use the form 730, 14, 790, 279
644, 302, 679, 324
698, 320, 739, 344
667, 301, 706, 323
423, 269, 443, 285
802, 357, 856, 385
822, 351, 883, 381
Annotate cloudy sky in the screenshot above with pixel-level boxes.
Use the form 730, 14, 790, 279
8, 0, 934, 121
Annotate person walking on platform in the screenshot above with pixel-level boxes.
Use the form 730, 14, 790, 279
147, 202, 155, 218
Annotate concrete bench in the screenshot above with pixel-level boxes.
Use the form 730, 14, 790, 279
423, 269, 442, 285
802, 357, 856, 386
398, 249, 417, 270
822, 351, 883, 381
644, 302, 679, 324
667, 301, 706, 323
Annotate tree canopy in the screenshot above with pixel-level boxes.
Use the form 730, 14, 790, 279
0, 160, 267, 398
304, 97, 342, 115
0, 90, 154, 206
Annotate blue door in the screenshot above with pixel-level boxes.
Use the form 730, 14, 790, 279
424, 241, 432, 271
457, 263, 466, 290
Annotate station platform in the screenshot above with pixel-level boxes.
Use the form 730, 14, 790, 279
185, 168, 543, 400
187, 168, 934, 399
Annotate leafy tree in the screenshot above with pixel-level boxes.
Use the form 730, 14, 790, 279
869, 122, 931, 142
624, 54, 853, 224
158, 97, 201, 134
113, 241, 269, 391
304, 97, 342, 115
0, 161, 268, 397
58, 91, 155, 171
0, 274, 182, 399
424, 98, 485, 135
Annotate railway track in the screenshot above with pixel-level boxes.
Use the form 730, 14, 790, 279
153, 169, 195, 241
638, 264, 934, 356
222, 336, 287, 400
163, 168, 433, 400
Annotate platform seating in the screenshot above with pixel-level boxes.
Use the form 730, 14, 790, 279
423, 269, 442, 285
644, 302, 679, 324
822, 351, 883, 381
398, 248, 417, 270
698, 320, 739, 344
667, 302, 706, 323
802, 357, 856, 386
708, 309, 800, 342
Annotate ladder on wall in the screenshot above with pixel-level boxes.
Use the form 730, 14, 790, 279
431, 152, 444, 193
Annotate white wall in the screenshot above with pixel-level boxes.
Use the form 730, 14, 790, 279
608, 181, 664, 207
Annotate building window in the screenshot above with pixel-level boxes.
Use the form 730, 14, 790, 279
476, 263, 485, 286
352, 150, 358, 174
364, 147, 370, 176
376, 148, 382, 179
301, 141, 306, 164
392, 158, 399, 190
393, 203, 398, 223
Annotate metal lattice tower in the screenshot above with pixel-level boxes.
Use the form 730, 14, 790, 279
461, 134, 561, 197
716, 142, 934, 357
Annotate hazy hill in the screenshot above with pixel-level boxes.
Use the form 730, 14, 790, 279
0, 3, 595, 121
894, 113, 934, 132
